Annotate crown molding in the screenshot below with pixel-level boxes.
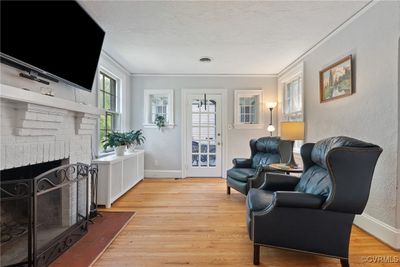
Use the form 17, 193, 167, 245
131, 73, 278, 78
278, 0, 377, 76
100, 51, 131, 75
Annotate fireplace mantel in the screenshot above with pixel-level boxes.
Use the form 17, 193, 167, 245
0, 83, 98, 170
0, 83, 100, 115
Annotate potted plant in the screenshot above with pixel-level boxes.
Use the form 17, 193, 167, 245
154, 114, 166, 130
127, 129, 146, 152
102, 131, 129, 156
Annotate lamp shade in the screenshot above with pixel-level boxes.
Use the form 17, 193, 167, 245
267, 102, 277, 109
280, 121, 304, 140
267, 124, 275, 132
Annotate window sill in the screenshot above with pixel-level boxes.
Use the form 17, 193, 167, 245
233, 123, 264, 129
143, 123, 176, 129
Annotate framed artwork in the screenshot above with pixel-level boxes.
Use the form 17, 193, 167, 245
319, 55, 353, 102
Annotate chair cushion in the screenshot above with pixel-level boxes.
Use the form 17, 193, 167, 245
246, 188, 274, 213
255, 137, 280, 153
251, 153, 281, 169
295, 164, 332, 197
311, 136, 376, 169
227, 168, 256, 182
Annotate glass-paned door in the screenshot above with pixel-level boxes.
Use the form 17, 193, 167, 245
186, 94, 222, 177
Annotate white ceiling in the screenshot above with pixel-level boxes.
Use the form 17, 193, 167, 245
80, 0, 370, 75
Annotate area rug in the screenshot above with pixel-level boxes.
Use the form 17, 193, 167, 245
50, 211, 135, 267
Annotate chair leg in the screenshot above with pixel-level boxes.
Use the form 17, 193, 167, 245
227, 186, 231, 195
340, 258, 349, 267
253, 244, 260, 265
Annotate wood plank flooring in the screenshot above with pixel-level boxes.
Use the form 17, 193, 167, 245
94, 178, 398, 267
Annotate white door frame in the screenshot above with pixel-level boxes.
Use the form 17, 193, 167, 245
181, 89, 228, 178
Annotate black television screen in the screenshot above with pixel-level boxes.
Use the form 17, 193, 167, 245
1, 1, 105, 91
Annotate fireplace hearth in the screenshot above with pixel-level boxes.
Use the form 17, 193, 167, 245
0, 161, 95, 267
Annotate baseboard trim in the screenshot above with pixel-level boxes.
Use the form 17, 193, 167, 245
144, 169, 182, 178
354, 213, 400, 250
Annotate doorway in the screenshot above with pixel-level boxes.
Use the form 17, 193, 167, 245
182, 90, 227, 178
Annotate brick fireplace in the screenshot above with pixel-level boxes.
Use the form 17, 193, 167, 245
0, 84, 99, 266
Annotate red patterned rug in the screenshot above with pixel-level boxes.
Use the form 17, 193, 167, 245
50, 211, 135, 267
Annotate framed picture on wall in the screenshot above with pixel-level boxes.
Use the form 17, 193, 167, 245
319, 55, 353, 103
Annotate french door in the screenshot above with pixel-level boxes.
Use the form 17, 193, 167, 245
186, 94, 222, 177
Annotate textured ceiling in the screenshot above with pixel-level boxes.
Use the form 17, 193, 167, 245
80, 0, 370, 75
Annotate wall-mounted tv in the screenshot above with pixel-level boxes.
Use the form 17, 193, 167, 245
1, 1, 105, 91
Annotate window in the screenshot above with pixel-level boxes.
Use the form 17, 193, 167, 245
240, 96, 257, 124
144, 90, 174, 128
150, 95, 168, 123
283, 77, 302, 120
98, 71, 121, 152
280, 63, 304, 152
234, 90, 263, 129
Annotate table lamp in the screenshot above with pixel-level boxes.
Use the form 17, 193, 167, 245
280, 121, 305, 168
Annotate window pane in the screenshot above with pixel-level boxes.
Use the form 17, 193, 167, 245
192, 127, 199, 140
100, 114, 106, 130
104, 93, 111, 110
192, 155, 199, 167
192, 141, 199, 153
111, 94, 116, 112
200, 155, 208, 167
209, 155, 216, 167
110, 79, 116, 95
104, 77, 110, 93
200, 142, 208, 153
209, 141, 216, 153
106, 113, 113, 130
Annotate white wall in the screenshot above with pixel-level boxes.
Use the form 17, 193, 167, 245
279, 1, 399, 247
130, 76, 278, 176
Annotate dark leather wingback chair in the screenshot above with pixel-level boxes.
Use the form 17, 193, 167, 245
227, 137, 290, 195
246, 136, 382, 266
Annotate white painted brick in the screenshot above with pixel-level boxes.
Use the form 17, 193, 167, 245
0, 144, 5, 170
24, 112, 37, 120
37, 143, 44, 163
14, 144, 24, 168
5, 144, 15, 169
43, 143, 49, 162
1, 135, 16, 145
59, 141, 64, 159
21, 120, 60, 129
23, 144, 30, 166
64, 140, 70, 158
49, 142, 55, 161
30, 143, 38, 164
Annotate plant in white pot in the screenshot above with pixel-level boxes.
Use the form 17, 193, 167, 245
102, 131, 130, 156
127, 129, 146, 152
154, 114, 166, 130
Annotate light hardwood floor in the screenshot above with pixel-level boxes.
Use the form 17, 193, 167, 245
95, 178, 398, 267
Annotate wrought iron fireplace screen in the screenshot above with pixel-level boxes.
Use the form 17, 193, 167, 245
0, 163, 97, 267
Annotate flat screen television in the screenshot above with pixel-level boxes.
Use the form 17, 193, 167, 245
1, 1, 105, 91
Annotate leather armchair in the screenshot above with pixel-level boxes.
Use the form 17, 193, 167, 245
246, 136, 382, 266
226, 137, 291, 195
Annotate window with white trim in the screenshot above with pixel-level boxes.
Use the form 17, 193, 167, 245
282, 74, 303, 152
283, 77, 302, 121
234, 90, 264, 129
144, 90, 174, 127
98, 71, 121, 152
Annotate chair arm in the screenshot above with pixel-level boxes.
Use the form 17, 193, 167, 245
232, 158, 252, 168
273, 191, 325, 209
258, 173, 300, 191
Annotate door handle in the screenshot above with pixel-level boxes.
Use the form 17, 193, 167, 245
217, 142, 221, 146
